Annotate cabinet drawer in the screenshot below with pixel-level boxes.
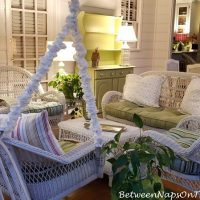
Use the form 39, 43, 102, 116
94, 68, 133, 79
115, 68, 133, 77
95, 70, 116, 79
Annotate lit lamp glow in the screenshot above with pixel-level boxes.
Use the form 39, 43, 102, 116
47, 41, 76, 73
117, 24, 137, 65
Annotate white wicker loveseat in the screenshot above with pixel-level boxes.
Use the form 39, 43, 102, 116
102, 71, 200, 192
0, 66, 65, 126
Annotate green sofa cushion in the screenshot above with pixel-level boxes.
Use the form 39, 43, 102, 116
105, 100, 188, 130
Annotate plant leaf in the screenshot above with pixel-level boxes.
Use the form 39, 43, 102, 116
107, 158, 116, 164
133, 114, 143, 128
112, 154, 129, 173
112, 167, 129, 188
114, 131, 121, 143
153, 182, 162, 193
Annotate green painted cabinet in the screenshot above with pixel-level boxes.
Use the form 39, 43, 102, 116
77, 12, 134, 111
89, 66, 134, 111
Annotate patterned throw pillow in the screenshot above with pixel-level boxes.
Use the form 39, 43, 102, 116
11, 110, 63, 155
180, 78, 200, 115
123, 74, 165, 107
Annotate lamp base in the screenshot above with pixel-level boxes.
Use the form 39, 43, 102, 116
120, 49, 130, 66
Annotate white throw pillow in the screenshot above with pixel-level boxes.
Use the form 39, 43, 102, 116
180, 78, 200, 115
123, 74, 165, 107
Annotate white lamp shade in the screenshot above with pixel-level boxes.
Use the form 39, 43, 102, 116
47, 41, 76, 61
116, 25, 137, 42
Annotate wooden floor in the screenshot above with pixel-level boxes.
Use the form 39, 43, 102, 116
64, 176, 111, 200
4, 176, 200, 200
63, 176, 199, 200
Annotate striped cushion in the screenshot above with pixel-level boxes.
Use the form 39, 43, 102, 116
167, 128, 200, 148
11, 110, 63, 155
167, 128, 200, 175
23, 101, 63, 116
59, 140, 80, 153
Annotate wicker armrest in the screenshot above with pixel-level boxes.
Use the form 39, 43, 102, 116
3, 137, 96, 164
101, 91, 122, 117
176, 115, 200, 131
144, 130, 200, 163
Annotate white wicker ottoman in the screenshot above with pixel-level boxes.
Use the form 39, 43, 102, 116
58, 118, 140, 186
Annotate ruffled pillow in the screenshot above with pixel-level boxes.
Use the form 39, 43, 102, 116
11, 110, 63, 155
180, 78, 200, 115
123, 74, 165, 107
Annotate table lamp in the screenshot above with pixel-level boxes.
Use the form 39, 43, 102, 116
47, 41, 76, 73
117, 23, 137, 65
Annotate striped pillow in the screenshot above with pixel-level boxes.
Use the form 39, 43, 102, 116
11, 110, 63, 155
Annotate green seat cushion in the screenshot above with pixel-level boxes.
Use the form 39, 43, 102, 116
59, 140, 80, 153
105, 100, 188, 130
23, 101, 63, 116
167, 128, 200, 175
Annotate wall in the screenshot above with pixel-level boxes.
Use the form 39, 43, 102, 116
130, 0, 156, 74
0, 0, 7, 65
190, 1, 200, 35
0, 0, 175, 73
152, 0, 174, 71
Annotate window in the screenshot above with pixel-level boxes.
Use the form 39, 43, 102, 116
10, 0, 48, 90
121, 0, 142, 50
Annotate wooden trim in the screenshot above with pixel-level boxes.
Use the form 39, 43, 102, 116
5, 0, 12, 65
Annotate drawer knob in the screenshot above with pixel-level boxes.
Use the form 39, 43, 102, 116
111, 72, 114, 76
100, 73, 104, 77
121, 72, 124, 74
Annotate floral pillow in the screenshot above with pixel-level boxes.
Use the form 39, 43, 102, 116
123, 74, 165, 107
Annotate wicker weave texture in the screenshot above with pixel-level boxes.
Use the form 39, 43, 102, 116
1, 137, 104, 200
0, 66, 65, 126
0, 66, 43, 98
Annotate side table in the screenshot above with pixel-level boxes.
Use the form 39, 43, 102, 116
58, 117, 140, 186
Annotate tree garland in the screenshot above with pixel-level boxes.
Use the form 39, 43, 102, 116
2, 0, 103, 146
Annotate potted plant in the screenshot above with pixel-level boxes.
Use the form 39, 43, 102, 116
103, 114, 175, 200
48, 72, 83, 101
48, 72, 90, 119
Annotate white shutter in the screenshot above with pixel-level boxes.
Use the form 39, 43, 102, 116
25, 12, 35, 34
11, 0, 48, 90
37, 13, 47, 34
37, 0, 47, 11
11, 0, 22, 9
24, 0, 35, 10
12, 11, 23, 34
13, 37, 23, 58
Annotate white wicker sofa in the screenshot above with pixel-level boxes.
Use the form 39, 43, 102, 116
0, 66, 65, 126
102, 71, 200, 192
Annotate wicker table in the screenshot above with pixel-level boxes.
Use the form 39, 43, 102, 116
58, 117, 140, 186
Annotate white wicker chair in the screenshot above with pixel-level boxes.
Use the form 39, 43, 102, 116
0, 66, 65, 127
0, 136, 103, 200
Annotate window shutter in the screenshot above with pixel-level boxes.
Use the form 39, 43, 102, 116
11, 0, 48, 90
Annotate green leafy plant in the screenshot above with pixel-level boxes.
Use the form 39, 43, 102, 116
103, 114, 175, 200
48, 72, 83, 101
